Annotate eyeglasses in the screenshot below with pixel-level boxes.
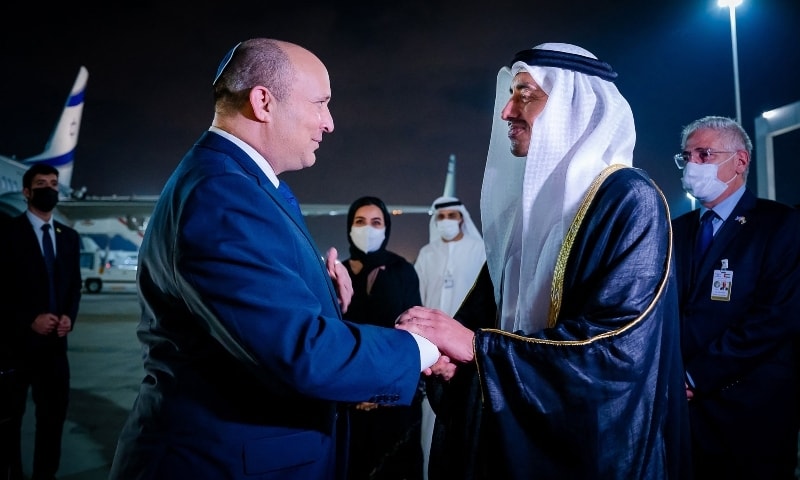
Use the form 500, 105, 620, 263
673, 148, 735, 170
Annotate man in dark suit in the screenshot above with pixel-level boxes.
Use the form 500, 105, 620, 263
108, 38, 439, 480
0, 163, 82, 480
672, 115, 800, 479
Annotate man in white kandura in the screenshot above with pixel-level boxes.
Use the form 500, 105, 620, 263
413, 195, 485, 480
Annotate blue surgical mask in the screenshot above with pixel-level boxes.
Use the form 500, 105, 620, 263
350, 225, 385, 253
681, 153, 737, 203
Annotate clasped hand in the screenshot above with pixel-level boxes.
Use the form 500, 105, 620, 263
395, 306, 475, 380
32, 313, 71, 337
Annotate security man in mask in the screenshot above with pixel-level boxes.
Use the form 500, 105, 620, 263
0, 163, 82, 480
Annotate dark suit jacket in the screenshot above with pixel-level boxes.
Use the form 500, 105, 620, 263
109, 131, 424, 480
673, 188, 800, 478
0, 213, 82, 361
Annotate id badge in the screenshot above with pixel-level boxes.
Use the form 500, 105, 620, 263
710, 259, 733, 301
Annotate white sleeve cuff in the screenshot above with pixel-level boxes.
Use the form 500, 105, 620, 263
409, 332, 439, 371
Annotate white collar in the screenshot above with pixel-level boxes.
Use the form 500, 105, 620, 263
26, 210, 51, 231
209, 126, 279, 188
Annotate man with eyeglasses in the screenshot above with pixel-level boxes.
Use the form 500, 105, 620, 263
671, 115, 800, 479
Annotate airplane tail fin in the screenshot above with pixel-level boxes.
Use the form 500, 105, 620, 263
23, 66, 89, 196
442, 153, 456, 198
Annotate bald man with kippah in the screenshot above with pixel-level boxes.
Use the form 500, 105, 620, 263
109, 38, 438, 480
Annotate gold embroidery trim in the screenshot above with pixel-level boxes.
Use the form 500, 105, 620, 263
548, 164, 626, 327
476, 166, 674, 346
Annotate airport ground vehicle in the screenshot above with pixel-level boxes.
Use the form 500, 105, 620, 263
79, 235, 138, 293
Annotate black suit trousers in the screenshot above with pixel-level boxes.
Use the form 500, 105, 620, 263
0, 346, 69, 480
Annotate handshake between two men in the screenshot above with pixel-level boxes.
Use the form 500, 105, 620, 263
395, 306, 475, 381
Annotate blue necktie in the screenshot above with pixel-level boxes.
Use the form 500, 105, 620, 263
278, 181, 301, 216
695, 210, 717, 259
41, 223, 57, 312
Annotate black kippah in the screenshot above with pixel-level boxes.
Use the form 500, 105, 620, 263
510, 49, 618, 81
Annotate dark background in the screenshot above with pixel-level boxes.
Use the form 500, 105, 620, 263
1, 0, 798, 261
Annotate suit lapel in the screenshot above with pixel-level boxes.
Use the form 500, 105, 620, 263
18, 214, 49, 275
693, 190, 756, 287
199, 132, 314, 238
679, 210, 702, 295
198, 132, 338, 305
52, 221, 70, 278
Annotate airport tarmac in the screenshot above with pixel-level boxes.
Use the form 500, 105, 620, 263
20, 292, 142, 480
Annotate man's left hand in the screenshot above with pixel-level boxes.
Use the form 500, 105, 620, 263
56, 315, 72, 337
424, 355, 458, 381
325, 247, 352, 313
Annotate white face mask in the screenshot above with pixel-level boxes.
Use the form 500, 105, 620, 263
681, 153, 737, 203
436, 219, 461, 241
350, 225, 385, 253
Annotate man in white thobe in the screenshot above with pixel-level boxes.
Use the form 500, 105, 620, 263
413, 196, 485, 480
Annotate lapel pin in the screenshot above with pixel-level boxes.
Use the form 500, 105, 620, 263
735, 216, 746, 225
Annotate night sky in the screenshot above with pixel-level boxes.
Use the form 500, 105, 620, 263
1, 0, 798, 261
